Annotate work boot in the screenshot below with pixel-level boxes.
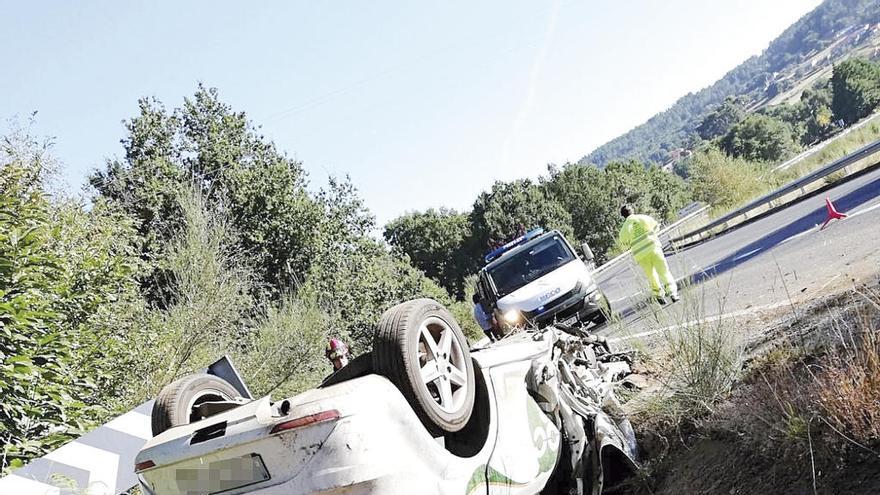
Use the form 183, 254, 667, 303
669, 294, 680, 303
655, 296, 668, 305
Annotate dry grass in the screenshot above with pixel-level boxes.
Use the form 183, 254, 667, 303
625, 285, 880, 494
734, 285, 880, 449
624, 280, 746, 417
813, 288, 880, 443
659, 317, 742, 414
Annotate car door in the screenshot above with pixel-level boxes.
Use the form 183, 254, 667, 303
485, 358, 561, 495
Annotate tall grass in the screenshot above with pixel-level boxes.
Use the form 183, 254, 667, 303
129, 186, 341, 400
779, 116, 880, 184
617, 270, 745, 416
813, 287, 880, 443
688, 147, 772, 215
655, 286, 744, 414
237, 292, 330, 398
129, 186, 256, 398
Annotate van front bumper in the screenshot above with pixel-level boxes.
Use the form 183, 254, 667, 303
525, 287, 605, 327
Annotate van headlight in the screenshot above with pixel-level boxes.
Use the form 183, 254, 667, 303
503, 309, 523, 324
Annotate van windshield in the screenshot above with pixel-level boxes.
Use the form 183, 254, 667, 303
487, 235, 574, 297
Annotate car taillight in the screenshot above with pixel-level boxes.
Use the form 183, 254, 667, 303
134, 460, 156, 472
270, 410, 340, 434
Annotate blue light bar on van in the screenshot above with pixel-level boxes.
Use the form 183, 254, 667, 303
484, 228, 545, 263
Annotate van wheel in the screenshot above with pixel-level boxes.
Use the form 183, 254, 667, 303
373, 298, 476, 436
151, 373, 241, 436
593, 293, 612, 325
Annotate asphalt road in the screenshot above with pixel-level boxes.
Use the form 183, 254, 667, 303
594, 165, 880, 340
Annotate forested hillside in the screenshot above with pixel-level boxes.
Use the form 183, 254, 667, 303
580, 0, 880, 167
387, 53, 880, 299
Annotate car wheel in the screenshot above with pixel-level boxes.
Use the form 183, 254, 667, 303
592, 293, 611, 325
373, 298, 476, 436
151, 373, 241, 436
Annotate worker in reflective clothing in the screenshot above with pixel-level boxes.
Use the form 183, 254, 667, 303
617, 205, 679, 304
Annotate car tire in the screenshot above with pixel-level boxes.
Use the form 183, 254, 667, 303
373, 298, 476, 436
592, 293, 611, 325
151, 373, 241, 436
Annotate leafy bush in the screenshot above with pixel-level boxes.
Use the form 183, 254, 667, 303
720, 113, 800, 162
831, 57, 880, 125
687, 146, 771, 213
237, 292, 331, 398
1, 134, 143, 471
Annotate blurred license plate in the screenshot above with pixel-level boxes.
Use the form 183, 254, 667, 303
175, 453, 270, 495
561, 315, 579, 326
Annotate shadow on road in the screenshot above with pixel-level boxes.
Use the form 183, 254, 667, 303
602, 176, 880, 329
688, 175, 880, 285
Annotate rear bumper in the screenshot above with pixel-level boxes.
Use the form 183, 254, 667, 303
137, 375, 490, 495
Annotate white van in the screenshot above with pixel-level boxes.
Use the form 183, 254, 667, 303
476, 229, 609, 333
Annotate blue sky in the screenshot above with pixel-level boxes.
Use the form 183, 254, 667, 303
2, 0, 822, 226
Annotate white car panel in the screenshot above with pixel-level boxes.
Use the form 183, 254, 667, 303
136, 326, 634, 495
138, 374, 501, 495
487, 359, 560, 494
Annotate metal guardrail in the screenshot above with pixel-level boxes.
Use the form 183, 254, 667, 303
771, 111, 880, 172
592, 204, 710, 276
669, 137, 880, 246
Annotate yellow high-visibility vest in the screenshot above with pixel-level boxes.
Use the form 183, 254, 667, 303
618, 214, 661, 260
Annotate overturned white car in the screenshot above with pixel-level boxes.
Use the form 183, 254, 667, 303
135, 298, 639, 494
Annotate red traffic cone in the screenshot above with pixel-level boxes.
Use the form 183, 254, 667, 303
820, 197, 847, 230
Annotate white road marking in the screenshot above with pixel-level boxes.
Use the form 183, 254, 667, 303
44, 442, 120, 495
104, 410, 152, 440
847, 201, 880, 219
609, 296, 631, 305
733, 247, 761, 261
0, 474, 60, 495
779, 228, 814, 246
609, 299, 793, 343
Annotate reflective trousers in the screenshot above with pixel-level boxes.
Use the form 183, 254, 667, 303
634, 246, 678, 298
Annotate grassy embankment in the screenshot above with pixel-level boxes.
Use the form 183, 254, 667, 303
705, 113, 880, 222
610, 280, 880, 494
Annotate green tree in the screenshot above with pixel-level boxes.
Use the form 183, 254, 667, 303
831, 57, 880, 125
720, 113, 799, 162
545, 161, 690, 261
468, 179, 574, 254
91, 85, 323, 299
303, 177, 452, 352
384, 208, 472, 299
697, 96, 747, 140
801, 82, 836, 144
